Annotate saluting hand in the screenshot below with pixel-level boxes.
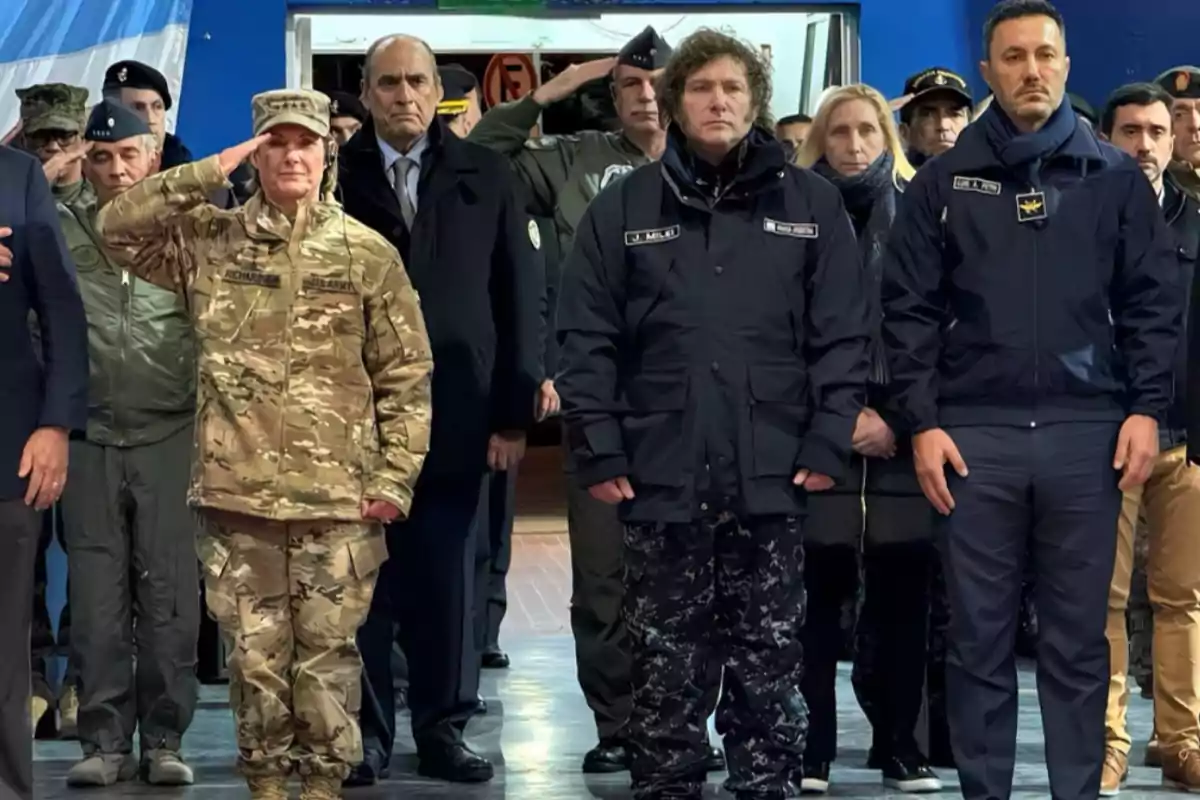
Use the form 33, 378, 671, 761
217, 134, 270, 177
590, 476, 635, 505
1114, 414, 1159, 491
41, 141, 92, 184
913, 428, 968, 516
532, 57, 618, 106
0, 226, 11, 283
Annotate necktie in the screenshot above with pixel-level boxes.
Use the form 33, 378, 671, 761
392, 159, 416, 228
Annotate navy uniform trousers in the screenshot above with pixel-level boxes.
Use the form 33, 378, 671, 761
939, 422, 1121, 800
624, 507, 807, 800
357, 474, 484, 759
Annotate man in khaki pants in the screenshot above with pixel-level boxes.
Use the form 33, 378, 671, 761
1100, 80, 1200, 795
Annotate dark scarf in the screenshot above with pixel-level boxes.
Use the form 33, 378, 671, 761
813, 152, 897, 385
980, 97, 1077, 185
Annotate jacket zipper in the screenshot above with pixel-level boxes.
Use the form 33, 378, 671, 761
1030, 185, 1039, 429
115, 269, 132, 443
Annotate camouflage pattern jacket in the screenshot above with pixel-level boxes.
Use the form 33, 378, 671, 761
58, 190, 196, 447
469, 94, 651, 256
95, 156, 435, 522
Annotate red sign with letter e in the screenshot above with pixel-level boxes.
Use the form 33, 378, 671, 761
483, 53, 538, 108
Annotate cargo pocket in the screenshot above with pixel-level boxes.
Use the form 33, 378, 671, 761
342, 528, 390, 633
622, 372, 688, 487
196, 533, 236, 629
748, 365, 809, 477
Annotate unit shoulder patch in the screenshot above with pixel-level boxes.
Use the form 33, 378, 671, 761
952, 176, 1002, 196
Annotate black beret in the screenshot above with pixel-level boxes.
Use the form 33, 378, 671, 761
618, 26, 671, 71
1155, 66, 1200, 100
326, 91, 366, 122
84, 99, 152, 143
103, 60, 172, 110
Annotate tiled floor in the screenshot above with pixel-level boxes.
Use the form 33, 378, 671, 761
31, 519, 1180, 798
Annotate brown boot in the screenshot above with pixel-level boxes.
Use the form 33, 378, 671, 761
300, 775, 342, 800
1163, 748, 1200, 791
1100, 748, 1127, 797
1145, 736, 1163, 768
247, 775, 290, 800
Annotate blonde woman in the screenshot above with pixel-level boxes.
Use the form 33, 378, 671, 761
793, 85, 942, 796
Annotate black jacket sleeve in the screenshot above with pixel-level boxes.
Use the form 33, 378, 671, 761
880, 165, 946, 434
1113, 168, 1184, 419
796, 180, 871, 479
555, 198, 628, 487
23, 156, 88, 433
488, 167, 543, 433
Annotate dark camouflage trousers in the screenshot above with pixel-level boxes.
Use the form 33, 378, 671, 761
624, 511, 807, 799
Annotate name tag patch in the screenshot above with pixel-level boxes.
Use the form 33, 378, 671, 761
953, 176, 1002, 196
763, 218, 818, 239
223, 269, 281, 289
624, 225, 680, 247
302, 276, 356, 294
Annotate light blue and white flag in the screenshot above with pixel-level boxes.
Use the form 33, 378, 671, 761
0, 0, 192, 142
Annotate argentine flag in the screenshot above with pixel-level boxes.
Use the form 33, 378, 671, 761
0, 0, 192, 143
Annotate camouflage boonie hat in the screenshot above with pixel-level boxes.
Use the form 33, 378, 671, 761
252, 89, 331, 137
16, 83, 89, 135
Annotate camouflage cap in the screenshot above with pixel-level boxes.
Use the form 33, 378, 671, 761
16, 83, 89, 135
252, 89, 331, 137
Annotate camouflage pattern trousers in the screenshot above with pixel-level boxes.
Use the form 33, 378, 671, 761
197, 510, 388, 779
624, 511, 807, 800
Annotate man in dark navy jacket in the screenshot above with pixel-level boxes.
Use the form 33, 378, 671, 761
557, 29, 869, 800
0, 144, 88, 799
338, 35, 542, 785
881, 3, 1181, 799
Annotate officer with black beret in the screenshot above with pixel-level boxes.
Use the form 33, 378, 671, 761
326, 90, 367, 146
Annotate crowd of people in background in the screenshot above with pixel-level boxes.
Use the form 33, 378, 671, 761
2, 0, 1200, 799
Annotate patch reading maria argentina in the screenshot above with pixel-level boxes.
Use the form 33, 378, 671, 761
302, 276, 356, 294
763, 218, 818, 238
222, 269, 281, 288
624, 225, 680, 247
953, 176, 1002, 196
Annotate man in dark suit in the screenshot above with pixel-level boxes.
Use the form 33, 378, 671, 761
0, 144, 88, 800
339, 34, 542, 785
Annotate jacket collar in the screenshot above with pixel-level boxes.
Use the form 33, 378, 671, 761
947, 109, 1107, 174
341, 115, 476, 176
1165, 169, 1193, 226
241, 192, 339, 247
661, 123, 786, 206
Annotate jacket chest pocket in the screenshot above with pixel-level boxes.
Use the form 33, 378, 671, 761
296, 277, 367, 364
194, 275, 280, 345
748, 365, 809, 477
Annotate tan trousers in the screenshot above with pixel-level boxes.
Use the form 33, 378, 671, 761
198, 510, 387, 779
1105, 446, 1200, 755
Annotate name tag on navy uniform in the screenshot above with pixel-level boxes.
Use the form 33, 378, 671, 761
953, 176, 1002, 196
763, 218, 818, 238
1016, 191, 1048, 223
624, 225, 680, 246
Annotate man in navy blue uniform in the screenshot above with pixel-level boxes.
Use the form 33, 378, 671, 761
881, 2, 1181, 799
0, 144, 88, 799
556, 29, 869, 800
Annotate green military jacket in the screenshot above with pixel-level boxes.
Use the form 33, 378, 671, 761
469, 94, 651, 254
1171, 160, 1200, 201
58, 188, 197, 447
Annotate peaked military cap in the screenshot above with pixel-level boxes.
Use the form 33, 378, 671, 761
104, 60, 173, 109
437, 64, 478, 116
326, 91, 366, 123
84, 99, 152, 143
16, 83, 89, 134
618, 26, 671, 71
1156, 66, 1200, 100
902, 67, 971, 107
252, 89, 331, 137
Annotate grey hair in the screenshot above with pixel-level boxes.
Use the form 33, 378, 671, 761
362, 34, 439, 86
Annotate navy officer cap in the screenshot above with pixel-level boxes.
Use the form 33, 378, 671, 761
326, 91, 367, 122
438, 64, 478, 103
618, 26, 671, 71
84, 99, 152, 143
1156, 66, 1200, 100
103, 60, 172, 110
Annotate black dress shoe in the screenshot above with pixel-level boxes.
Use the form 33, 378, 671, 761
704, 745, 726, 773
343, 751, 390, 787
417, 743, 494, 783
582, 739, 630, 773
481, 650, 510, 669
